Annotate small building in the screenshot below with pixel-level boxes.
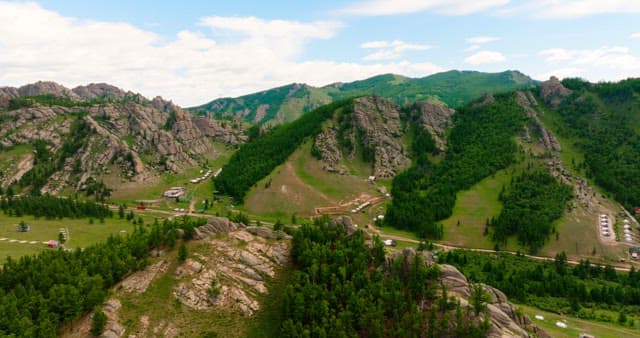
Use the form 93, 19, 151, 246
163, 187, 185, 198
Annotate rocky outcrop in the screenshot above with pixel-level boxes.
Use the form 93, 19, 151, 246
406, 101, 455, 151
72, 83, 131, 101
352, 97, 410, 178
439, 263, 548, 338
0, 81, 80, 101
173, 229, 290, 316
540, 76, 571, 107
193, 217, 245, 239
313, 96, 411, 178
471, 93, 496, 109
314, 128, 346, 174
0, 82, 247, 191
192, 116, 247, 145
515, 91, 561, 152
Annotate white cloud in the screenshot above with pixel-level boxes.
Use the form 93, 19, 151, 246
466, 36, 500, 44
360, 39, 432, 60
0, 2, 444, 106
338, 0, 509, 16
464, 45, 481, 52
537, 46, 640, 81
464, 51, 506, 64
631, 32, 640, 39
502, 0, 640, 19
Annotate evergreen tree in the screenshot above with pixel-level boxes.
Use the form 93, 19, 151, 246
90, 309, 107, 336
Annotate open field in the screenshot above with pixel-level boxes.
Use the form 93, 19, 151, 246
517, 304, 640, 338
440, 167, 514, 250
0, 212, 160, 263
244, 141, 379, 219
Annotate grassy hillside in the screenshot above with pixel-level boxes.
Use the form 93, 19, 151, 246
189, 70, 537, 124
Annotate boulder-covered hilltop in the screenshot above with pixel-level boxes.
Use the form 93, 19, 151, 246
0, 81, 246, 193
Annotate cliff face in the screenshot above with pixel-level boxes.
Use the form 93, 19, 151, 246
313, 96, 453, 178
0, 82, 246, 192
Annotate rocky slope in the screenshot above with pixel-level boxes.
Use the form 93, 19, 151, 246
438, 262, 550, 338
312, 96, 452, 178
0, 81, 246, 192
63, 217, 291, 338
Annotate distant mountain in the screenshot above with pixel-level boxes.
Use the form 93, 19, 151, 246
188, 70, 537, 124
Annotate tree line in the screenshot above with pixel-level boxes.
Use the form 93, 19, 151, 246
0, 215, 206, 337
279, 218, 491, 337
1, 195, 112, 219
441, 250, 640, 325
216, 99, 352, 201
385, 93, 527, 239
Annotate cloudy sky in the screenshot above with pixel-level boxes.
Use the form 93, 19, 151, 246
1, 0, 639, 106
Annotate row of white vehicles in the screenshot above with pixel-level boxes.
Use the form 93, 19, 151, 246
600, 214, 611, 237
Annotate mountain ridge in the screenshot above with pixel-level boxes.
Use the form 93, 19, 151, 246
188, 69, 537, 124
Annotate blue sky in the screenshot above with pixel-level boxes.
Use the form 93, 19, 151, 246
1, 0, 639, 105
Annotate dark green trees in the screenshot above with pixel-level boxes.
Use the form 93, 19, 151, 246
385, 93, 527, 238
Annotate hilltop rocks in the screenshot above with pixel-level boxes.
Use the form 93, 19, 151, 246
192, 116, 247, 145
314, 96, 411, 178
515, 91, 561, 152
437, 264, 547, 338
314, 128, 347, 174
0, 81, 81, 101
193, 217, 245, 239
352, 97, 410, 178
173, 228, 290, 316
407, 101, 455, 151
540, 76, 571, 107
0, 81, 248, 190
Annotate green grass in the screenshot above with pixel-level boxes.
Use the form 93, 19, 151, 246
0, 212, 157, 263
379, 226, 419, 241
517, 304, 640, 338
118, 250, 249, 338
440, 166, 515, 250
244, 141, 378, 218
244, 266, 293, 337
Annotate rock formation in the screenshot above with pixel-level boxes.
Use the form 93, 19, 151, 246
406, 100, 455, 151
313, 96, 412, 178
540, 76, 571, 107
0, 81, 246, 192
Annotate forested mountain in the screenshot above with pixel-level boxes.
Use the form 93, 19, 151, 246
188, 70, 536, 124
